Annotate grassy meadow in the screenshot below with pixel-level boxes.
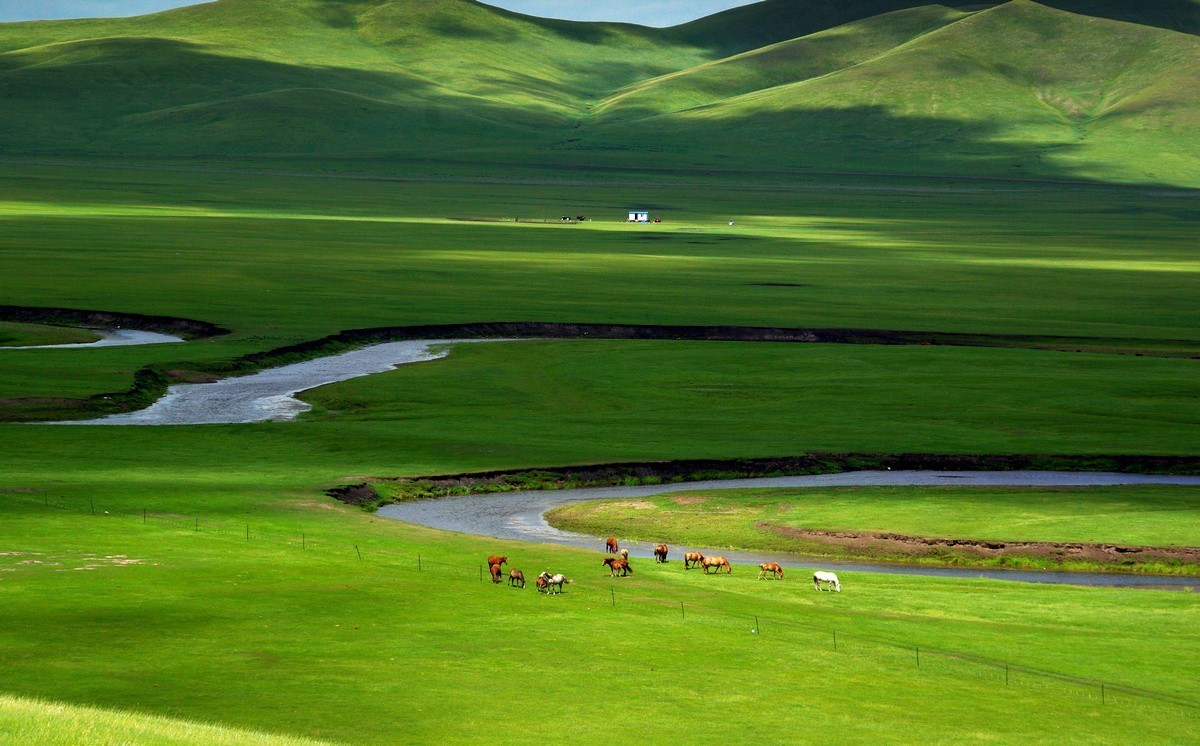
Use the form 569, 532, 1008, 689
1, 154, 1199, 741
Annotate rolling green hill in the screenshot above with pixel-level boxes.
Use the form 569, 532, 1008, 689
0, 0, 1198, 185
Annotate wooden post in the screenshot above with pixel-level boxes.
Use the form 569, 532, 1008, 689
611, 588, 615, 607
418, 553, 422, 572
833, 631, 837, 650
755, 616, 760, 634
680, 601, 685, 620
915, 647, 920, 667
355, 545, 362, 560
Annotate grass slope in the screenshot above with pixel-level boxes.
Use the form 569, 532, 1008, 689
1, 473, 1199, 742
602, 2, 1200, 183
0, 695, 329, 746
546, 485, 1200, 573
0, 0, 1198, 183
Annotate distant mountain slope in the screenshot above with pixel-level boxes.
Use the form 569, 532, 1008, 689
596, 5, 972, 123
598, 1, 1200, 183
675, 0, 1200, 54
0, 0, 1197, 186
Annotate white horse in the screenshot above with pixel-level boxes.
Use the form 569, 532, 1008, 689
539, 572, 571, 594
813, 571, 841, 592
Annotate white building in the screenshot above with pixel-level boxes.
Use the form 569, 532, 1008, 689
627, 210, 649, 223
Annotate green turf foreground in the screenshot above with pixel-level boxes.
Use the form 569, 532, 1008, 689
2, 475, 1199, 743
0, 694, 328, 746
546, 485, 1200, 574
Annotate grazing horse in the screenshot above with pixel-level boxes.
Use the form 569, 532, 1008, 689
543, 573, 571, 594
758, 562, 784, 580
684, 551, 704, 570
487, 556, 507, 569
489, 563, 504, 583
535, 573, 549, 593
602, 558, 632, 577
509, 569, 525, 588
813, 571, 841, 592
653, 545, 668, 563
701, 556, 732, 574
605, 537, 619, 554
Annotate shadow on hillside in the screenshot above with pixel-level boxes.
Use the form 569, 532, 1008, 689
0, 37, 560, 155
578, 104, 1181, 187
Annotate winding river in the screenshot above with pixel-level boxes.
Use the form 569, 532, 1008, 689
378, 470, 1200, 588
65, 339, 487, 425
7, 328, 183, 349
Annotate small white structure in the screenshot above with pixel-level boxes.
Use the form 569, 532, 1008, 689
627, 210, 649, 223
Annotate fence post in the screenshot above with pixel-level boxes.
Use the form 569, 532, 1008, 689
915, 647, 920, 667
194, 517, 199, 532
680, 601, 685, 621
755, 615, 760, 635
418, 553, 422, 572
479, 564, 483, 583
143, 508, 147, 523
246, 524, 250, 541
356, 545, 362, 560
301, 533, 305, 549
611, 588, 615, 607
833, 631, 837, 650
90, 500, 95, 516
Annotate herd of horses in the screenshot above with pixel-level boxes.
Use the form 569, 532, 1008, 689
485, 540, 842, 593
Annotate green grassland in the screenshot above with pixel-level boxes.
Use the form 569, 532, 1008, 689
2, 472, 1199, 743
1, 0, 1200, 184
0, 153, 1198, 739
546, 485, 1200, 572
0, 321, 99, 347
3, 0, 1200, 739
0, 695, 329, 746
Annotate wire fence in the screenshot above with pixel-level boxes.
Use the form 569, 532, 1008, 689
5, 491, 1199, 715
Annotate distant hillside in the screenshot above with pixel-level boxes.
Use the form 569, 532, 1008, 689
0, 0, 1198, 186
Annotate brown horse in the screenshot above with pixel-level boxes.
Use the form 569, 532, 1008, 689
602, 558, 632, 577
489, 563, 504, 583
487, 556, 507, 569
684, 551, 704, 569
605, 537, 619, 554
509, 569, 525, 588
654, 544, 668, 563
535, 574, 549, 593
758, 562, 784, 580
701, 556, 732, 574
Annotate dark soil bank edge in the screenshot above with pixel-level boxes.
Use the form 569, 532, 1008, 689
0, 305, 230, 340
3, 320, 1196, 422
329, 453, 1200, 510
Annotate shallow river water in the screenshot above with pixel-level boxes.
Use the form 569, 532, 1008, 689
379, 470, 1200, 588
66, 339, 479, 425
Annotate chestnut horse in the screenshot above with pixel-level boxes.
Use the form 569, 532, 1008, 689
684, 551, 704, 569
535, 574, 549, 593
701, 556, 732, 574
602, 558, 632, 577
605, 537, 619, 554
487, 555, 507, 569
758, 562, 784, 580
653, 545, 668, 563
509, 569, 525, 588
489, 563, 504, 583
